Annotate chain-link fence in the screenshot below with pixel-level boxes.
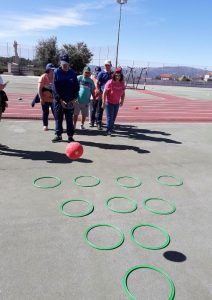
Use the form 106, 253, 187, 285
1, 42, 212, 88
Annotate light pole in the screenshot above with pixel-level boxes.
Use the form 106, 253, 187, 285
115, 0, 127, 68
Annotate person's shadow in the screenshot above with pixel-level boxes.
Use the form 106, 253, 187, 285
79, 140, 150, 154
0, 144, 92, 164
112, 124, 182, 144
76, 124, 182, 144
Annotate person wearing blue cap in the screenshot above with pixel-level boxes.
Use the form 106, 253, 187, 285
38, 63, 55, 131
52, 54, 79, 143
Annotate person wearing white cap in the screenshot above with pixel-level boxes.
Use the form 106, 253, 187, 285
96, 60, 113, 130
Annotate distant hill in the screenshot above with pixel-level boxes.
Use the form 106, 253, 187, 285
146, 66, 210, 78
89, 65, 211, 79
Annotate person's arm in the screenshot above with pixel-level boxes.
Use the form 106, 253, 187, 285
102, 89, 108, 110
96, 73, 102, 97
52, 70, 62, 103
90, 80, 96, 101
73, 74, 80, 101
38, 79, 45, 105
120, 91, 125, 106
0, 82, 8, 91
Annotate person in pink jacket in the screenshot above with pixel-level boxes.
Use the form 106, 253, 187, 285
102, 68, 125, 135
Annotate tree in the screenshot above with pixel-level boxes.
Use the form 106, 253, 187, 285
61, 42, 93, 74
34, 36, 59, 67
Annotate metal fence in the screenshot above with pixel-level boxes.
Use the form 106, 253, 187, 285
1, 42, 212, 84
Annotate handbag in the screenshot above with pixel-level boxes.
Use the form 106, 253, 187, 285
31, 93, 40, 107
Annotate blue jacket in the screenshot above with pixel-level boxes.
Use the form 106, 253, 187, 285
97, 70, 113, 93
52, 67, 79, 102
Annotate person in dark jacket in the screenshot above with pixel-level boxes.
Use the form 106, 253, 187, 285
0, 75, 8, 121
52, 54, 79, 143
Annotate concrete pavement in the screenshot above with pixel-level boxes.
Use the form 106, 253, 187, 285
0, 119, 212, 299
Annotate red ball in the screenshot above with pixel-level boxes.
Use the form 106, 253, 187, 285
65, 142, 83, 160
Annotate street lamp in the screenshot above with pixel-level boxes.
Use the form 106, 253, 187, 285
115, 0, 128, 68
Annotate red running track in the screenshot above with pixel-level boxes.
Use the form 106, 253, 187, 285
2, 90, 212, 122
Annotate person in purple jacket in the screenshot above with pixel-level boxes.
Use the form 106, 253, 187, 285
52, 54, 79, 143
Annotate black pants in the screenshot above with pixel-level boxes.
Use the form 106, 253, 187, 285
90, 98, 103, 126
53, 101, 75, 137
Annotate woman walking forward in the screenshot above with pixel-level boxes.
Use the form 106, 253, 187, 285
102, 68, 125, 135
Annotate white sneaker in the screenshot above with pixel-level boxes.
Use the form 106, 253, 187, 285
80, 124, 85, 129
43, 126, 48, 131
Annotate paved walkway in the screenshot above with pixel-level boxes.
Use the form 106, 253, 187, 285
1, 75, 212, 299
0, 119, 212, 300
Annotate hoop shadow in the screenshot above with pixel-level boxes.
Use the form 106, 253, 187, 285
163, 250, 187, 262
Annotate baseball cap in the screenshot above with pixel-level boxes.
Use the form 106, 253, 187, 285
104, 60, 112, 66
45, 63, 55, 71
115, 67, 122, 74
95, 66, 101, 72
59, 54, 70, 64
83, 66, 91, 72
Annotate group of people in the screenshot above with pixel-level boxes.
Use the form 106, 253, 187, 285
38, 54, 126, 142
1, 54, 126, 142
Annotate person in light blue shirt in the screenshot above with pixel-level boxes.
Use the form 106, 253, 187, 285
74, 66, 96, 129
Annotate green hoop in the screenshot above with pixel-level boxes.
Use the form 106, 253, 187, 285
60, 199, 94, 217
130, 223, 170, 250
116, 176, 142, 188
73, 175, 101, 187
105, 196, 137, 213
84, 224, 125, 250
123, 264, 175, 300
157, 175, 183, 186
33, 176, 61, 189
142, 197, 176, 215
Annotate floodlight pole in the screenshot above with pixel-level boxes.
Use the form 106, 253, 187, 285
115, 0, 127, 68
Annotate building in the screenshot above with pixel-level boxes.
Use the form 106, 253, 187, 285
160, 73, 172, 80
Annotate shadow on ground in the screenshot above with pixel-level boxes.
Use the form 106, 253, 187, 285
0, 144, 92, 164
163, 251, 187, 262
80, 140, 150, 154
76, 124, 182, 144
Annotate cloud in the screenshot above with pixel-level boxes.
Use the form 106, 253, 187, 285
0, 2, 102, 38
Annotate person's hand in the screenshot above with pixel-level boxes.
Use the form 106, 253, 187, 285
60, 100, 67, 108
95, 90, 101, 98
3, 81, 9, 88
102, 102, 106, 110
41, 99, 45, 105
120, 101, 124, 107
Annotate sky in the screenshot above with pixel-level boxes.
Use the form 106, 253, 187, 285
0, 0, 212, 68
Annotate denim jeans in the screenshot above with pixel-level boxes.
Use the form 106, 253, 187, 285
105, 102, 120, 132
53, 100, 75, 137
42, 102, 54, 126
